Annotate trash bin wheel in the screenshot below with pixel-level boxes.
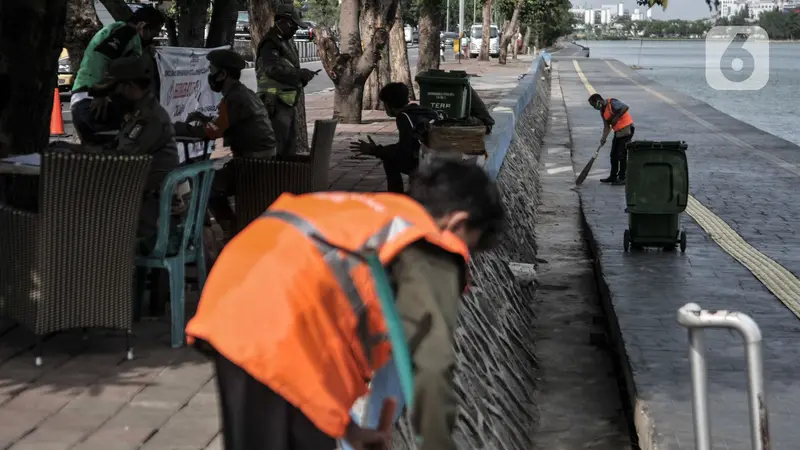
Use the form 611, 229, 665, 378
680, 231, 687, 252
623, 229, 630, 252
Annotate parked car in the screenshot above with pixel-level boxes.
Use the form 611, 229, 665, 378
468, 24, 500, 58
235, 11, 250, 39
404, 25, 420, 44
294, 21, 317, 41
440, 31, 459, 46
57, 48, 74, 93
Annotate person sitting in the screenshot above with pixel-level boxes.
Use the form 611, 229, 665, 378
70, 5, 164, 144
350, 83, 440, 194
174, 49, 277, 238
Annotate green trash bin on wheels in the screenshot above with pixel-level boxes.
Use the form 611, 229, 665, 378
415, 70, 472, 119
623, 140, 689, 252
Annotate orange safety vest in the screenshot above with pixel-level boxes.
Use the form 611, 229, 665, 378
602, 98, 633, 132
185, 192, 470, 439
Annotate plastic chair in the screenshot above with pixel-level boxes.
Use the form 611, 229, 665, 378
134, 160, 216, 348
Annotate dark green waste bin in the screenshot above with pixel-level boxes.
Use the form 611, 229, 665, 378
623, 140, 689, 252
415, 70, 472, 119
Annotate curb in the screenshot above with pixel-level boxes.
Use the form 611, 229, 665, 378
578, 199, 651, 449
481, 51, 551, 180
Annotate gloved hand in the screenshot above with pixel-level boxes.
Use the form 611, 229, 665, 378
186, 111, 211, 124
299, 68, 319, 84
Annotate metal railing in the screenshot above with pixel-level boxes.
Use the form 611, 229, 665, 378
677, 303, 770, 450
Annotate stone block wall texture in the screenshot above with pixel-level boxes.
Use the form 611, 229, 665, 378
390, 60, 551, 450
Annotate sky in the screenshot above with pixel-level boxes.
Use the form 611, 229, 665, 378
572, 0, 718, 20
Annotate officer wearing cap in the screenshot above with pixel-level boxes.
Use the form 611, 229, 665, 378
174, 49, 277, 238
255, 4, 319, 156
91, 56, 180, 252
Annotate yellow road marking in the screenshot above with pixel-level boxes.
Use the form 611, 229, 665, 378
571, 59, 800, 319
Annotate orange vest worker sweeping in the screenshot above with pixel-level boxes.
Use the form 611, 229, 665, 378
588, 93, 635, 185
602, 98, 633, 132
186, 160, 504, 450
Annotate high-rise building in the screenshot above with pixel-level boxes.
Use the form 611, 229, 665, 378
646, 7, 652, 18
618, 3, 624, 15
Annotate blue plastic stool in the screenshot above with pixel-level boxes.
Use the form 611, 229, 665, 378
134, 160, 216, 348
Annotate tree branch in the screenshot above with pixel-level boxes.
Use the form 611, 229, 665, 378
355, 28, 388, 81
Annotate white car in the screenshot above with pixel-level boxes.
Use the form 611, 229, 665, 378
468, 24, 500, 59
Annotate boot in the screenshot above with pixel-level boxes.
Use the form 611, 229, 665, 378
600, 175, 617, 183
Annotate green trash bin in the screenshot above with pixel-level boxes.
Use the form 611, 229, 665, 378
623, 140, 689, 252
415, 70, 472, 119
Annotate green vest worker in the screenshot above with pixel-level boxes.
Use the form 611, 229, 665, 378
255, 4, 319, 156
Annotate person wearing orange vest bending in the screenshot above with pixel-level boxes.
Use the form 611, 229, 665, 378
185, 159, 505, 450
589, 93, 635, 185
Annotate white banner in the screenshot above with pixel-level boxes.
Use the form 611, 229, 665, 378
155, 45, 228, 161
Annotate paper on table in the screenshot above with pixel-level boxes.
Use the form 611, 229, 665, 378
2, 154, 41, 166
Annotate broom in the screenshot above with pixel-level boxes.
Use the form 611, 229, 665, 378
575, 144, 604, 185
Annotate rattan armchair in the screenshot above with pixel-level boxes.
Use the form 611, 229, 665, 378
0, 152, 152, 365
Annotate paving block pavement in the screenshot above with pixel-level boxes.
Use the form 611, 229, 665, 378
1, 57, 534, 449
557, 53, 800, 449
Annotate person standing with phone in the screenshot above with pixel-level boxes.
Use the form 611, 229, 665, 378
255, 4, 319, 156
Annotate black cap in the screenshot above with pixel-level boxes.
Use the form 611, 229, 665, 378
275, 4, 309, 29
90, 56, 151, 96
207, 49, 246, 72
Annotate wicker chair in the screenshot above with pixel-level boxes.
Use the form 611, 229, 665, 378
233, 156, 314, 232
0, 152, 152, 365
309, 119, 338, 192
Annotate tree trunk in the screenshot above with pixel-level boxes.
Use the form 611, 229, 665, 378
248, 0, 277, 53
512, 25, 518, 59
166, 16, 180, 46
522, 24, 531, 54
99, 0, 132, 21
361, 0, 392, 110
389, 6, 415, 100
65, 0, 101, 72
0, 1, 68, 156
479, 0, 491, 60
176, 0, 210, 47
315, 0, 392, 123
416, 1, 442, 77
206, 0, 238, 47
497, 0, 522, 64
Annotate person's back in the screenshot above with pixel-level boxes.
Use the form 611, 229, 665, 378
186, 160, 505, 450
218, 81, 275, 158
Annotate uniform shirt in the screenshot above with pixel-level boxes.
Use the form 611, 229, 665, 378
256, 28, 303, 87
114, 93, 180, 193
389, 240, 466, 450
603, 98, 633, 137
179, 81, 277, 158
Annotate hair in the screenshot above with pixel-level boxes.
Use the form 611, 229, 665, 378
409, 159, 505, 250
588, 93, 603, 104
378, 83, 411, 110
130, 6, 165, 29
223, 68, 242, 80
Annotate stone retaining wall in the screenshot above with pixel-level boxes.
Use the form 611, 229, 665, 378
390, 56, 552, 449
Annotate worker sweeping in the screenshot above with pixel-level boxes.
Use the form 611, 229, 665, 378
185, 159, 505, 450
588, 93, 635, 185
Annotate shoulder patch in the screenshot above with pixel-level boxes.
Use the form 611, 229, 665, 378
126, 121, 146, 140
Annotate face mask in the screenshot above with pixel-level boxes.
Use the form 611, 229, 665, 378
277, 21, 298, 39
111, 93, 135, 111
208, 73, 225, 92
593, 102, 603, 111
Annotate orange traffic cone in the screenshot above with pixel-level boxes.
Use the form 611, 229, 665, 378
50, 88, 65, 136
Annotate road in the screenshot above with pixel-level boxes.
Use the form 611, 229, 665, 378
59, 47, 419, 134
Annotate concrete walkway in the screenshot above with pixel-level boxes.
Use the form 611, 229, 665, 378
558, 53, 800, 448
0, 57, 534, 450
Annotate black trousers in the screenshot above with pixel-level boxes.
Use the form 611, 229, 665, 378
214, 351, 337, 450
609, 125, 635, 180
383, 149, 419, 193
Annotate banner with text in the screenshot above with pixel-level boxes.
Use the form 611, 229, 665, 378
155, 45, 228, 161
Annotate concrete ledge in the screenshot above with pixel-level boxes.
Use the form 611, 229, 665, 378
483, 52, 551, 180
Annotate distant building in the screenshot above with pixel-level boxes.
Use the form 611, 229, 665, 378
631, 7, 642, 20
618, 3, 624, 15
646, 7, 652, 19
